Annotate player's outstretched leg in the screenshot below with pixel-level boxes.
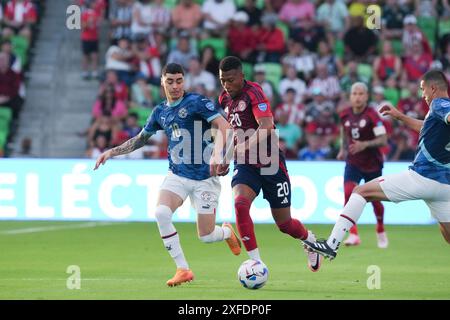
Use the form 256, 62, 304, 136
272, 208, 322, 271
372, 201, 388, 248
343, 181, 361, 246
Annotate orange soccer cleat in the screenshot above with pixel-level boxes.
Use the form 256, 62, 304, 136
166, 268, 194, 287
222, 222, 242, 256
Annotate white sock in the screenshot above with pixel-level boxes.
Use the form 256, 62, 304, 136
162, 233, 189, 269
155, 205, 189, 269
327, 193, 367, 250
199, 225, 232, 243
247, 248, 261, 261
305, 230, 316, 242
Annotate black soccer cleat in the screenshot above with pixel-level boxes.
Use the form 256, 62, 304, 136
303, 239, 338, 260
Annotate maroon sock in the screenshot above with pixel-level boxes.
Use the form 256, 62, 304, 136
372, 201, 385, 233
277, 218, 309, 240
234, 195, 258, 251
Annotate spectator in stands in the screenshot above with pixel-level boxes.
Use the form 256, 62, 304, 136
130, 74, 155, 108
132, 36, 161, 86
99, 70, 129, 101
440, 41, 450, 76
149, 0, 171, 34
200, 45, 220, 76
276, 108, 302, 157
340, 61, 369, 95
123, 112, 142, 138
401, 42, 432, 83
185, 56, 216, 98
382, 0, 410, 40
279, 0, 316, 31
171, 0, 203, 37
279, 65, 307, 104
372, 41, 402, 86
80, 0, 100, 80
316, 0, 349, 38
15, 137, 35, 158
105, 37, 136, 86
343, 16, 378, 63
239, 0, 263, 28
316, 40, 344, 77
253, 64, 275, 105
1, 40, 21, 73
109, 0, 133, 43
0, 53, 21, 119
414, 0, 438, 19
304, 104, 339, 148
256, 13, 285, 63
87, 114, 115, 149
290, 16, 326, 53
308, 62, 341, 102
274, 87, 305, 126
3, 0, 37, 42
131, 0, 154, 39
304, 86, 335, 124
92, 84, 128, 120
281, 40, 315, 82
227, 11, 257, 63
298, 132, 331, 161
78, 0, 106, 19
166, 31, 198, 70
86, 134, 109, 159
201, 0, 236, 38
402, 14, 432, 57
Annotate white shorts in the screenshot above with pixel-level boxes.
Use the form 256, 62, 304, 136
160, 171, 221, 214
379, 169, 450, 222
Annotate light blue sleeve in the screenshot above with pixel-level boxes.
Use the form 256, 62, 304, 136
143, 108, 162, 135
195, 96, 221, 123
433, 99, 450, 125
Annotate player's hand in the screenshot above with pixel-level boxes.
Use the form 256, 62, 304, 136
94, 150, 113, 170
215, 163, 230, 176
336, 149, 346, 160
379, 104, 403, 120
349, 140, 368, 155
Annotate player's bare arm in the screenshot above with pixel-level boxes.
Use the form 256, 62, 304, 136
237, 116, 274, 154
349, 134, 387, 155
210, 116, 232, 176
337, 126, 346, 160
379, 104, 424, 133
94, 130, 151, 170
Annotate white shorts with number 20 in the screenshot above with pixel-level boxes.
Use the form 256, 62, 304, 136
160, 171, 221, 214
379, 169, 450, 222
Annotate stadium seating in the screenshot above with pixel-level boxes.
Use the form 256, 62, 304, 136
199, 38, 227, 60
128, 107, 152, 127
357, 63, 373, 82
260, 62, 282, 88
242, 62, 254, 81
11, 36, 29, 69
384, 87, 400, 107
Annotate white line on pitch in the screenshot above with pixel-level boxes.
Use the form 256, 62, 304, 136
0, 222, 125, 235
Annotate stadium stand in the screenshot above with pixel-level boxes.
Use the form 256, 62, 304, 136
2, 0, 450, 161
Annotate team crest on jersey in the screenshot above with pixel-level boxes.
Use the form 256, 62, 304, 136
359, 119, 367, 128
178, 108, 188, 118
344, 120, 350, 127
205, 102, 215, 111
258, 103, 268, 112
237, 100, 247, 112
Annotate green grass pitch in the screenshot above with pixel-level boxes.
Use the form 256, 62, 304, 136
0, 221, 449, 300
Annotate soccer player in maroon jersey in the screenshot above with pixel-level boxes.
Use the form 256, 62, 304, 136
216, 56, 321, 272
338, 82, 389, 248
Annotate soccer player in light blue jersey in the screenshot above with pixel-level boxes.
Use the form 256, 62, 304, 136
94, 63, 241, 286
304, 69, 450, 260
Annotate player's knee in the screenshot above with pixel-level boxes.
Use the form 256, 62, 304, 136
155, 205, 173, 225
353, 185, 370, 200
234, 196, 251, 215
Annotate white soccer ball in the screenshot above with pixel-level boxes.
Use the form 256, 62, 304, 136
237, 259, 269, 290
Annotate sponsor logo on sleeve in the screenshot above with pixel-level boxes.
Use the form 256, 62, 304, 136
258, 103, 268, 112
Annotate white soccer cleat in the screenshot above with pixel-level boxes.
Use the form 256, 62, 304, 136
303, 231, 323, 272
343, 233, 361, 246
376, 231, 388, 249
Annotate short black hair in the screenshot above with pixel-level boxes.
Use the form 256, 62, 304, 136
422, 69, 449, 91
162, 63, 185, 76
219, 56, 242, 72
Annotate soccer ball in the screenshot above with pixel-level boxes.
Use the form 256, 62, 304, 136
237, 259, 269, 290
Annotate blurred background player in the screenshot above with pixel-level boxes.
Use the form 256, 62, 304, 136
94, 63, 241, 286
304, 70, 450, 260
338, 82, 389, 248
217, 56, 322, 272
